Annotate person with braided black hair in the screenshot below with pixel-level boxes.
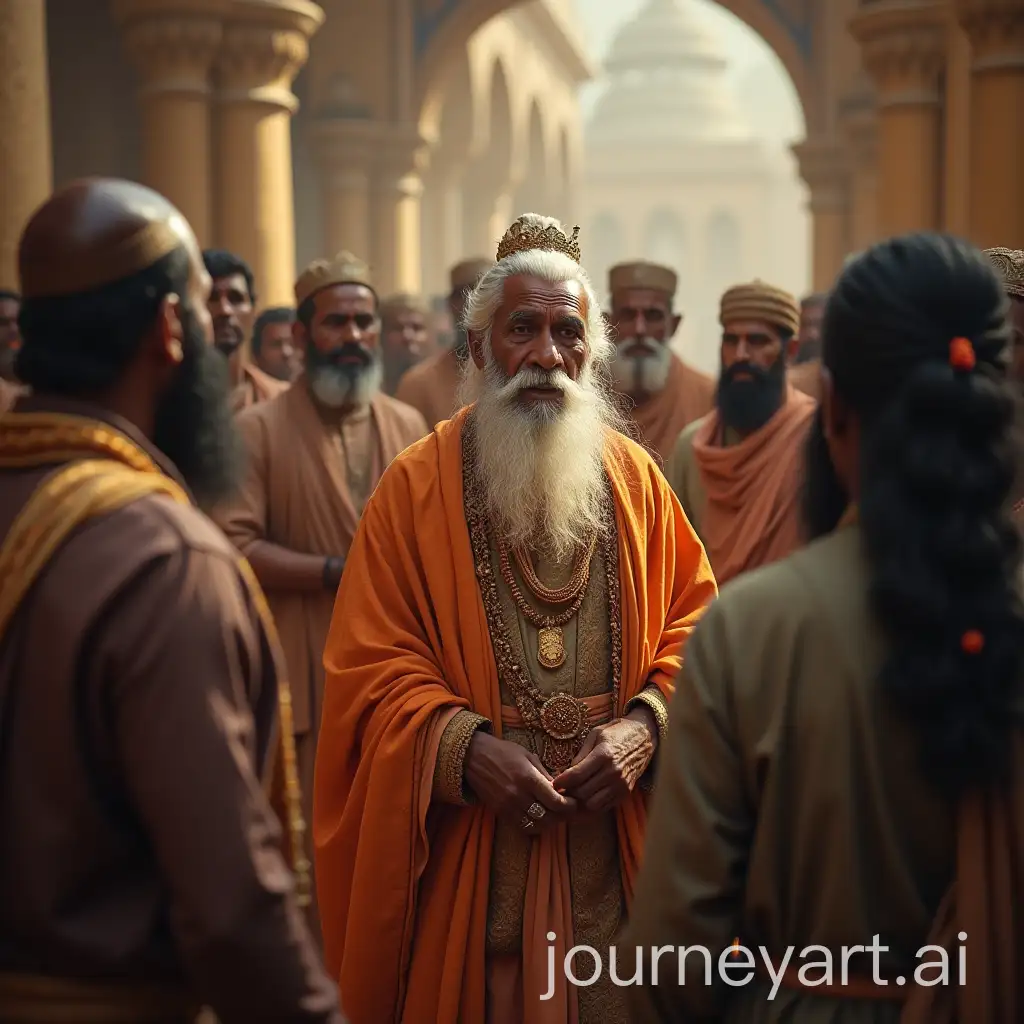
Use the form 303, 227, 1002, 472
626, 233, 1024, 1022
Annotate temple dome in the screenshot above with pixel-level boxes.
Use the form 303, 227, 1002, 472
588, 0, 750, 144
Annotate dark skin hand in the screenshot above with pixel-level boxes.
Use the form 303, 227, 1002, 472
553, 705, 658, 814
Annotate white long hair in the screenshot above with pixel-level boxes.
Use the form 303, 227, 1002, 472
458, 215, 626, 560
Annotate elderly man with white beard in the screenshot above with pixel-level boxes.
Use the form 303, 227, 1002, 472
312, 214, 718, 1024
606, 261, 715, 462
213, 249, 428, 944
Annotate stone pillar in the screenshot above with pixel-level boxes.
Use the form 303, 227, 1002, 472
0, 0, 52, 289
956, 0, 1024, 247
114, 0, 225, 247
850, 0, 947, 237
373, 129, 428, 296
214, 0, 323, 306
313, 119, 376, 264
793, 138, 851, 291
841, 76, 880, 250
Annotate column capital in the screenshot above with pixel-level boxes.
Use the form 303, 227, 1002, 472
112, 0, 227, 98
955, 0, 1024, 70
792, 138, 851, 214
313, 118, 430, 186
216, 0, 324, 113
849, 1, 948, 107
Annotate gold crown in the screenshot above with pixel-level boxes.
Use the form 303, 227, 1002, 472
496, 216, 582, 264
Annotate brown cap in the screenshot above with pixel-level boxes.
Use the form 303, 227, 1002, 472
19, 178, 188, 299
295, 250, 374, 308
985, 247, 1024, 300
720, 280, 801, 336
380, 292, 429, 318
450, 258, 493, 293
608, 260, 677, 299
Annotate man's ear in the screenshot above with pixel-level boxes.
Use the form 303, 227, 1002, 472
670, 313, 683, 338
467, 329, 487, 369
157, 292, 184, 365
786, 335, 800, 364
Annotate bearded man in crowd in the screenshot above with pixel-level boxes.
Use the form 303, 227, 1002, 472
380, 291, 431, 395
665, 280, 815, 586
203, 248, 287, 411
395, 257, 492, 426
0, 289, 25, 412
214, 249, 427, 941
606, 261, 714, 461
786, 291, 827, 400
312, 214, 717, 1024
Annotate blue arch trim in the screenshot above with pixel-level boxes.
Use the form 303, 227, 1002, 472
415, 0, 814, 61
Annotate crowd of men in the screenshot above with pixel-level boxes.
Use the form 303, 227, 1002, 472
0, 175, 1023, 1024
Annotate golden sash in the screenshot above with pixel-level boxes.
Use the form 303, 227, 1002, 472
0, 412, 309, 906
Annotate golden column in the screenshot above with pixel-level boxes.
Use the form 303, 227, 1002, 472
214, 0, 324, 306
850, 0, 948, 237
114, 0, 225, 247
792, 138, 852, 291
373, 128, 429, 297
313, 119, 377, 266
0, 0, 52, 289
841, 76, 880, 251
956, 0, 1024, 247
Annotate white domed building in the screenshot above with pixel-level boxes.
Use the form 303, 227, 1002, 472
583, 0, 810, 376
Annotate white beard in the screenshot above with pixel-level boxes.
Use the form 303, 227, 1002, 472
466, 351, 618, 562
610, 337, 672, 398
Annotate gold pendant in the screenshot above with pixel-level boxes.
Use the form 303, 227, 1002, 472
543, 736, 577, 775
538, 692, 590, 773
537, 626, 566, 669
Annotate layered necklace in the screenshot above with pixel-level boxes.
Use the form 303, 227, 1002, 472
497, 533, 598, 670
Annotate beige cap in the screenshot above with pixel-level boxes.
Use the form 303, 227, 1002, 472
608, 260, 677, 299
985, 247, 1024, 300
380, 292, 429, 318
720, 279, 801, 336
449, 258, 493, 293
294, 250, 374, 308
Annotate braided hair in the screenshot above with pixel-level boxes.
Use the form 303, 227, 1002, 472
814, 233, 1024, 797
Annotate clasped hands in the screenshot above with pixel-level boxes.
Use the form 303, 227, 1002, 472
464, 707, 657, 833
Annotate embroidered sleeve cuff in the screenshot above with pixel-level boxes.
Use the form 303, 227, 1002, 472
432, 709, 491, 806
627, 684, 670, 793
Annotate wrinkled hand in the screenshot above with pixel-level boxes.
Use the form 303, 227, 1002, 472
464, 731, 577, 833
552, 715, 655, 813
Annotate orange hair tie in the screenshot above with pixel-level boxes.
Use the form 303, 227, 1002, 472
961, 629, 985, 655
950, 336, 976, 372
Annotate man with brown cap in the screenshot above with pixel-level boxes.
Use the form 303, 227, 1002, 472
0, 289, 27, 412
0, 179, 342, 1022
379, 291, 430, 395
786, 291, 827, 401
605, 260, 715, 461
985, 248, 1024, 388
214, 250, 427, 939
203, 248, 288, 412
395, 256, 492, 427
665, 279, 816, 586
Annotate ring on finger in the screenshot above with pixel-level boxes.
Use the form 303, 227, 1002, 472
521, 816, 535, 830
526, 802, 547, 822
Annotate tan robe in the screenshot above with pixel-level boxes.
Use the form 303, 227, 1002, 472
214, 379, 427, 931
627, 354, 716, 463
625, 524, 967, 1022
232, 362, 288, 413
394, 346, 464, 429
0, 396, 338, 1021
788, 359, 822, 402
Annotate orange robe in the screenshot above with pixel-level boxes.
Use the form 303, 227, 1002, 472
787, 359, 821, 402
692, 385, 816, 585
394, 346, 464, 430
233, 362, 288, 413
313, 407, 717, 1024
628, 353, 716, 463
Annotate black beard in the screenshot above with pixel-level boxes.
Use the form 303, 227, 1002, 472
801, 405, 848, 541
214, 336, 243, 359
716, 355, 787, 434
153, 306, 244, 510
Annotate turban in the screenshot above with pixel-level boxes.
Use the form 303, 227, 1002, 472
985, 247, 1024, 301
608, 261, 677, 299
295, 251, 375, 308
720, 280, 801, 337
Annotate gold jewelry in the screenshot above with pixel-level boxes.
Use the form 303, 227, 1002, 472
496, 216, 581, 264
512, 536, 596, 606
497, 538, 592, 670
521, 817, 535, 830
526, 801, 546, 821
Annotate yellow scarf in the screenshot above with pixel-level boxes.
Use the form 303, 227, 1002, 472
0, 412, 310, 906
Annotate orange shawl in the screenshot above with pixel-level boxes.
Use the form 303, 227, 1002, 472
692, 386, 816, 586
630, 354, 715, 464
313, 407, 717, 1024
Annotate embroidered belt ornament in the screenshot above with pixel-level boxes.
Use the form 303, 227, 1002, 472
0, 413, 311, 907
